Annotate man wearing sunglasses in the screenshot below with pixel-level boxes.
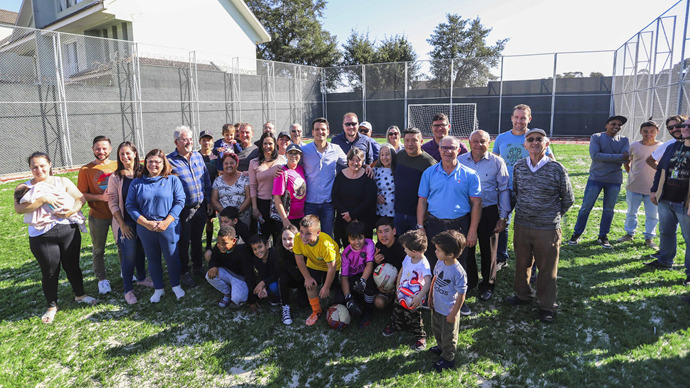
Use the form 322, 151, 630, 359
645, 115, 687, 170
506, 128, 574, 323
289, 123, 305, 147
567, 115, 630, 248
332, 113, 379, 164
358, 121, 381, 159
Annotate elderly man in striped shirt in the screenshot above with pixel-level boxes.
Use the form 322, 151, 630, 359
458, 130, 510, 301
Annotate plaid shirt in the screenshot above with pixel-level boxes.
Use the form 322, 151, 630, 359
167, 149, 211, 207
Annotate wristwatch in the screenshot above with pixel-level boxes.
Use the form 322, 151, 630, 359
416, 224, 424, 229
499, 217, 508, 221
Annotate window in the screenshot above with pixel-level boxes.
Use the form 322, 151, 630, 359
64, 41, 79, 76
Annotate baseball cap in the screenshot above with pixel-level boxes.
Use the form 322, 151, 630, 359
606, 115, 628, 125
277, 131, 291, 140
199, 130, 213, 139
358, 121, 372, 131
525, 128, 547, 137
286, 144, 302, 153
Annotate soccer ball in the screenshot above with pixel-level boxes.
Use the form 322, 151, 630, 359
397, 271, 426, 310
373, 263, 398, 292
326, 304, 351, 329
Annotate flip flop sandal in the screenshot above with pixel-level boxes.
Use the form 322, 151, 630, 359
75, 295, 98, 305
41, 308, 57, 324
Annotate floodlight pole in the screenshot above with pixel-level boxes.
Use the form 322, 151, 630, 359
498, 56, 504, 135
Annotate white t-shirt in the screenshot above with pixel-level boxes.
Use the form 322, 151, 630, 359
651, 139, 679, 161
398, 255, 431, 290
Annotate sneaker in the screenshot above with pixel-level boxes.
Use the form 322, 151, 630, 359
644, 259, 672, 269
684, 277, 690, 286
428, 345, 442, 355
460, 304, 471, 316
433, 357, 456, 372
597, 235, 613, 249
181, 272, 196, 288
281, 305, 293, 325
306, 311, 321, 326
412, 338, 426, 351
219, 295, 231, 308
496, 261, 508, 271
566, 234, 581, 245
539, 309, 556, 323
124, 291, 137, 305
617, 234, 633, 243
505, 295, 531, 306
137, 277, 154, 288
645, 239, 659, 250
192, 267, 204, 277
382, 324, 396, 337
479, 290, 493, 301
358, 316, 372, 329
98, 279, 112, 294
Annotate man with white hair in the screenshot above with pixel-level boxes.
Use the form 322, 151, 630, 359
289, 123, 305, 146
168, 125, 212, 287
505, 128, 574, 323
457, 130, 510, 301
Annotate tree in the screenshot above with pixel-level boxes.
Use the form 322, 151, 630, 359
590, 71, 605, 77
427, 14, 507, 88
246, 0, 340, 68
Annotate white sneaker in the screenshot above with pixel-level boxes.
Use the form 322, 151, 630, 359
281, 305, 293, 325
98, 279, 112, 294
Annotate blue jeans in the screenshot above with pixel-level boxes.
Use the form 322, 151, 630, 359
117, 220, 147, 293
206, 267, 248, 305
394, 213, 418, 237
573, 180, 621, 237
304, 202, 335, 237
657, 200, 690, 275
624, 190, 658, 240
137, 222, 182, 289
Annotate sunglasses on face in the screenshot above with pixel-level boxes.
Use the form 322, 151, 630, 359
526, 137, 544, 143
388, 132, 399, 136
344, 122, 358, 127
666, 124, 683, 130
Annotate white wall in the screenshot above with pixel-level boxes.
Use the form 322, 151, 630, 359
104, 0, 260, 69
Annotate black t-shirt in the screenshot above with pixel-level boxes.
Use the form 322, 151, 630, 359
662, 145, 690, 203
375, 238, 405, 270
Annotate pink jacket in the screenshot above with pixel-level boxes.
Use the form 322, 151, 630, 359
105, 172, 129, 242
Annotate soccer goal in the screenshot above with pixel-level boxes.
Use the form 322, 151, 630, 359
407, 103, 479, 139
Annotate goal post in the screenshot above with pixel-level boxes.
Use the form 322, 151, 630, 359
407, 103, 479, 139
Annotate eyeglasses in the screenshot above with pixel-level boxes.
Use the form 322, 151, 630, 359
147, 160, 163, 165
525, 137, 544, 143
671, 124, 690, 129
440, 146, 458, 151
290, 130, 300, 133
344, 122, 358, 127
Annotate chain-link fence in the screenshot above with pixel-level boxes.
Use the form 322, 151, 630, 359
1, 1, 688, 175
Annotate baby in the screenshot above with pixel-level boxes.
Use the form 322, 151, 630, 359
15, 182, 86, 233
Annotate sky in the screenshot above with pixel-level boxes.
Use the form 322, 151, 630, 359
0, 0, 682, 78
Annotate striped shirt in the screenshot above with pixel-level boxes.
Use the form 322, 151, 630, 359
167, 150, 211, 207
458, 152, 511, 218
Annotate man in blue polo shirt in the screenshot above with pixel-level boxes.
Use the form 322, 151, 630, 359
417, 135, 481, 315
168, 125, 212, 288
331, 112, 378, 164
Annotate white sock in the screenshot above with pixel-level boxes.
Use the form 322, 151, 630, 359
150, 289, 165, 303
172, 285, 185, 300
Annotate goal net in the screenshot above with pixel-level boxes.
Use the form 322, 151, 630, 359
407, 103, 479, 139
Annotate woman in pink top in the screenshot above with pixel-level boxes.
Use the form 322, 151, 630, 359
249, 132, 286, 241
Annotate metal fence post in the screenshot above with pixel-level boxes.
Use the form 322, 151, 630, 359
677, 0, 690, 113
498, 56, 504, 134
550, 53, 558, 138
132, 42, 145, 153
52, 34, 73, 167
404, 61, 408, 128
449, 59, 454, 127
362, 64, 366, 120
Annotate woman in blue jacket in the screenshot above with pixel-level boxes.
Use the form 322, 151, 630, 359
126, 149, 186, 303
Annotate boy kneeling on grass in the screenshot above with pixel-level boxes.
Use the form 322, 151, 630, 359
205, 225, 254, 309
247, 234, 281, 306
428, 230, 467, 372
293, 215, 341, 326
339, 220, 377, 328
382, 229, 432, 351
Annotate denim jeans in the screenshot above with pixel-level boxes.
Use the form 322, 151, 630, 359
624, 190, 659, 240
573, 180, 621, 237
137, 222, 181, 289
117, 220, 147, 293
205, 267, 249, 305
394, 213, 418, 237
304, 202, 335, 237
657, 200, 690, 275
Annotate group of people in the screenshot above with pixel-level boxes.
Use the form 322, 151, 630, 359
14, 103, 690, 370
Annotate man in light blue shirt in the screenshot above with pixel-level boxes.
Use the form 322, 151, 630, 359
302, 117, 347, 236
417, 135, 481, 315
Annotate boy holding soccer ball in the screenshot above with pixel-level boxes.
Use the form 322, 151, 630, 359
382, 229, 432, 351
339, 221, 377, 328
428, 230, 467, 372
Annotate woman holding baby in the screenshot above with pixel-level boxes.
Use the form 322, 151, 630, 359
14, 151, 97, 324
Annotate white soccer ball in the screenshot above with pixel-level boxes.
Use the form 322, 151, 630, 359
326, 304, 351, 329
373, 263, 398, 293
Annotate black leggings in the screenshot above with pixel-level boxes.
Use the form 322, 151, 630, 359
29, 223, 85, 308
279, 266, 306, 306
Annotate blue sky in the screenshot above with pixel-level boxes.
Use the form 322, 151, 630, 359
0, 0, 681, 76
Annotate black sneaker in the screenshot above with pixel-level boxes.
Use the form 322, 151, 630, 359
460, 303, 472, 316
382, 324, 396, 337
505, 295, 530, 306
566, 234, 581, 245
539, 309, 556, 323
181, 271, 196, 288
597, 235, 613, 249
479, 290, 493, 301
644, 259, 672, 269
192, 266, 205, 277
433, 357, 455, 372
428, 345, 442, 355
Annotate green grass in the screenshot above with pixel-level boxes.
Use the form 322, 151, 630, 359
1, 144, 689, 387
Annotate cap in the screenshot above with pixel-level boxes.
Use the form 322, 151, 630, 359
277, 131, 290, 140
199, 130, 213, 139
358, 121, 372, 131
286, 143, 302, 153
606, 115, 628, 125
525, 128, 547, 137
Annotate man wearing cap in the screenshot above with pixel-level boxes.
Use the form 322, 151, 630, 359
505, 128, 574, 323
421, 113, 468, 162
359, 121, 381, 159
277, 131, 291, 157
331, 112, 378, 164
289, 123, 305, 146
567, 115, 630, 248
198, 130, 218, 250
